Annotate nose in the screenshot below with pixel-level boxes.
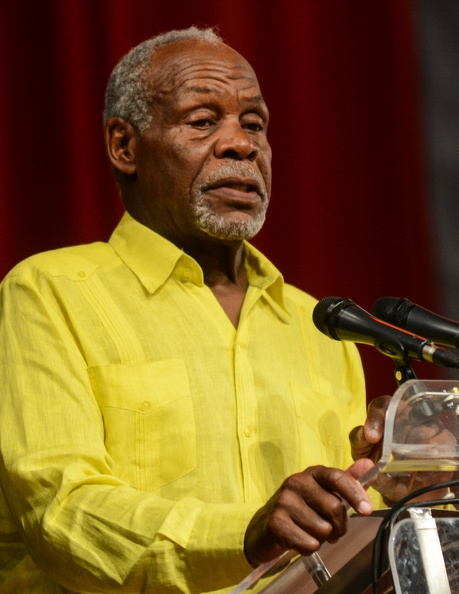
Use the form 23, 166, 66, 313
214, 119, 257, 161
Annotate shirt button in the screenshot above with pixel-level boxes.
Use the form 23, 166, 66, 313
182, 270, 191, 281
236, 344, 241, 353
142, 401, 151, 412
77, 271, 86, 278
244, 427, 251, 438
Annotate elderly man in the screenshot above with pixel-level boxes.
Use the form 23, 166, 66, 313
0, 26, 390, 594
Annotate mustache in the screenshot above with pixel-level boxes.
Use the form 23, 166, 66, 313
197, 163, 268, 200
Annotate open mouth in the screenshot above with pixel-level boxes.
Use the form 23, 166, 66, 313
205, 176, 263, 201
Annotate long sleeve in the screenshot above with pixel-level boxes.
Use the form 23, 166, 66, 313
0, 271, 258, 593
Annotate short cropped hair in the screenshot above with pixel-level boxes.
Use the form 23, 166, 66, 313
103, 26, 223, 133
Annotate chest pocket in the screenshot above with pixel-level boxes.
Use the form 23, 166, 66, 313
88, 359, 196, 493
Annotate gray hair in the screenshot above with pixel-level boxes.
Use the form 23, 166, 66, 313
103, 26, 224, 133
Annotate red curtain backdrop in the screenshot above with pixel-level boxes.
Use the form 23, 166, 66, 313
0, 0, 439, 399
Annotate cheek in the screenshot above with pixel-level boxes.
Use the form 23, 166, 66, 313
167, 140, 210, 183
259, 150, 273, 195
154, 148, 199, 193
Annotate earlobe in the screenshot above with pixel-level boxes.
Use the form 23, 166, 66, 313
105, 118, 138, 176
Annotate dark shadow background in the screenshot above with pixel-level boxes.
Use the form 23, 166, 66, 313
1, 0, 458, 399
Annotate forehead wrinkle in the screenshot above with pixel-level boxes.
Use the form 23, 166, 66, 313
182, 85, 265, 103
151, 55, 257, 96
184, 85, 223, 96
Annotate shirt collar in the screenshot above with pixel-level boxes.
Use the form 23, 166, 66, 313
109, 212, 289, 316
243, 241, 289, 318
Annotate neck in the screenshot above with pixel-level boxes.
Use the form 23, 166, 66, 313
125, 205, 251, 326
186, 240, 249, 328
186, 240, 247, 288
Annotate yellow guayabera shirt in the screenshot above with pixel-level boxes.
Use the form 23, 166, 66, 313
0, 212, 368, 594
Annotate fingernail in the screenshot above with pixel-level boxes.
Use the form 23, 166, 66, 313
367, 427, 379, 440
358, 500, 372, 515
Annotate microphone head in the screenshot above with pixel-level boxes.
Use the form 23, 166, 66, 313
372, 296, 459, 350
312, 296, 354, 340
371, 296, 415, 328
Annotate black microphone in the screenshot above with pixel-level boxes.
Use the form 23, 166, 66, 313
312, 296, 459, 369
371, 297, 459, 350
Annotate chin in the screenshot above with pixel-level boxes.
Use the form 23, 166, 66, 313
193, 206, 267, 241
198, 215, 265, 241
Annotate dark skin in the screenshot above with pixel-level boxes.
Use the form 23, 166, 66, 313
105, 39, 271, 327
106, 37, 443, 568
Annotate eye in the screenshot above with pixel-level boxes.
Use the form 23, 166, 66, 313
244, 121, 264, 132
188, 117, 215, 129
241, 113, 266, 133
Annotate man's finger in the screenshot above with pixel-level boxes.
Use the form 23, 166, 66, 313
312, 465, 373, 516
364, 395, 391, 442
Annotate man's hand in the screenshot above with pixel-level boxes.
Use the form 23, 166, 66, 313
350, 394, 456, 505
243, 459, 374, 567
349, 395, 391, 463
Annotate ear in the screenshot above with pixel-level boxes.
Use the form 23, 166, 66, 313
104, 117, 138, 176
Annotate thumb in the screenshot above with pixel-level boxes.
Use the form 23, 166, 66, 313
346, 458, 375, 481
350, 425, 375, 460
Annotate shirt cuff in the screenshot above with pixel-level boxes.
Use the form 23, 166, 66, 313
185, 501, 260, 590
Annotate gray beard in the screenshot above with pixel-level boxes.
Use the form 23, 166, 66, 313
192, 201, 267, 240
192, 163, 269, 240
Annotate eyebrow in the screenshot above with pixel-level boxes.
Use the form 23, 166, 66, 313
185, 86, 265, 100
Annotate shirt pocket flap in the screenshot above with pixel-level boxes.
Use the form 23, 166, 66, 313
88, 360, 196, 491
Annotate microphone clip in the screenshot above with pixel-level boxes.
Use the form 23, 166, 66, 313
394, 360, 418, 386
